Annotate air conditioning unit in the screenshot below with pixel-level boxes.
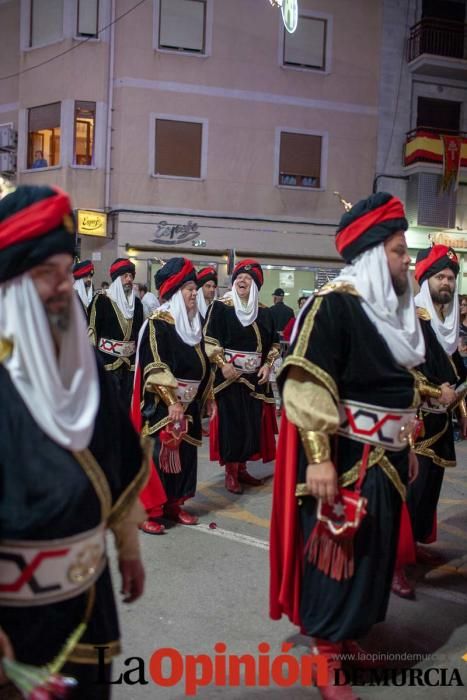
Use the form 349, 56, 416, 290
405, 173, 457, 229
0, 126, 17, 150
0, 152, 16, 173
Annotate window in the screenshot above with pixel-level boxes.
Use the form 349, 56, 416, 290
27, 103, 61, 169
158, 0, 206, 53
154, 119, 203, 178
77, 0, 99, 38
30, 0, 63, 47
417, 97, 461, 132
283, 15, 327, 70
279, 132, 322, 189
74, 101, 96, 165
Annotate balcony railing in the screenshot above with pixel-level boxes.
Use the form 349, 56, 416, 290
404, 127, 467, 167
407, 18, 467, 62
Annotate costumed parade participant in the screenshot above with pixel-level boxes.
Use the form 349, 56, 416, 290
0, 185, 147, 699
72, 259, 94, 314
392, 244, 466, 598
133, 257, 213, 533
88, 258, 144, 408
196, 266, 218, 321
270, 192, 425, 700
204, 259, 280, 494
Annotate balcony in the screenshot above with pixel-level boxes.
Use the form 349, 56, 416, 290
407, 19, 467, 80
404, 127, 467, 170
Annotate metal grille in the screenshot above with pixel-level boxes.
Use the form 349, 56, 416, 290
315, 268, 340, 288
406, 173, 457, 228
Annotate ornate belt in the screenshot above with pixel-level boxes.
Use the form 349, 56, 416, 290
175, 378, 201, 404
224, 349, 262, 374
420, 397, 446, 414
98, 337, 136, 358
0, 525, 106, 607
338, 399, 416, 451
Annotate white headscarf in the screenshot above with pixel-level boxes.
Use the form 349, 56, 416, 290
107, 275, 135, 319
415, 279, 459, 355
292, 243, 425, 369
159, 289, 202, 346
230, 278, 259, 327
73, 278, 93, 308
0, 275, 99, 450
196, 287, 209, 319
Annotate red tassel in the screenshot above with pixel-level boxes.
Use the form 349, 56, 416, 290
159, 443, 182, 474
304, 522, 355, 581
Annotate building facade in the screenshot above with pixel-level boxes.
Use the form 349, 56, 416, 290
0, 0, 383, 302
377, 0, 467, 290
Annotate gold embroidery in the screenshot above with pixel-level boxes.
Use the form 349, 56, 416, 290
279, 355, 339, 404
108, 441, 151, 527
72, 449, 112, 521
67, 640, 121, 665
416, 307, 431, 321
0, 338, 13, 362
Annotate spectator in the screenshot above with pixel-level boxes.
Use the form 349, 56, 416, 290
31, 150, 48, 169
135, 282, 160, 318
282, 296, 309, 342
100, 280, 109, 294
460, 295, 467, 334
269, 287, 294, 332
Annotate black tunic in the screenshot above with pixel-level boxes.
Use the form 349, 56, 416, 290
408, 314, 463, 542
269, 301, 295, 332
0, 355, 146, 667
279, 287, 417, 641
88, 293, 144, 407
204, 298, 278, 463
138, 311, 210, 503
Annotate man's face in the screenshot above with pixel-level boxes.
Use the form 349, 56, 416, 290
384, 231, 411, 297
234, 273, 253, 299
30, 253, 74, 330
84, 274, 93, 289
202, 280, 216, 302
460, 298, 467, 317
428, 268, 456, 305
121, 272, 134, 295
181, 281, 198, 315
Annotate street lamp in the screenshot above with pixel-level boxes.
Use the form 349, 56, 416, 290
269, 0, 298, 34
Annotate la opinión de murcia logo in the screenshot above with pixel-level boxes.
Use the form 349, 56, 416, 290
93, 644, 465, 694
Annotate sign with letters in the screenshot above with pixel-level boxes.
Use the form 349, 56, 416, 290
77, 210, 107, 237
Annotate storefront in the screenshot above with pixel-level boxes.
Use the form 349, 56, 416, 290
114, 210, 343, 300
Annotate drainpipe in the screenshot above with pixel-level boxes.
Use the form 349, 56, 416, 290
104, 0, 116, 211
373, 173, 410, 194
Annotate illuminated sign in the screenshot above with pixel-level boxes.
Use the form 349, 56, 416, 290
77, 210, 107, 237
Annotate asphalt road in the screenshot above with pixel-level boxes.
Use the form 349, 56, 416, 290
109, 432, 467, 699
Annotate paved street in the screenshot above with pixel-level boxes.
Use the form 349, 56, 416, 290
110, 432, 467, 699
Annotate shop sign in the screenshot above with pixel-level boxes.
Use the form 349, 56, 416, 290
77, 210, 107, 237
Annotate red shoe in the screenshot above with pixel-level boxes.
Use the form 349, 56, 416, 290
165, 506, 199, 525
416, 545, 443, 566
313, 639, 360, 700
225, 463, 243, 494
391, 567, 415, 599
138, 519, 165, 535
238, 463, 264, 486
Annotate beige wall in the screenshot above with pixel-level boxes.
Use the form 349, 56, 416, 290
0, 0, 382, 264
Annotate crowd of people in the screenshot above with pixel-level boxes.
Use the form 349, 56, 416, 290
0, 184, 466, 700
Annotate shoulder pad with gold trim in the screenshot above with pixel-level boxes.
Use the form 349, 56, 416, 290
258, 302, 268, 309
416, 307, 431, 321
0, 338, 14, 363
148, 310, 175, 324
219, 296, 234, 307
316, 281, 359, 297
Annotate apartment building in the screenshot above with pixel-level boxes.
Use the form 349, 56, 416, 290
377, 0, 467, 290
0, 0, 382, 300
